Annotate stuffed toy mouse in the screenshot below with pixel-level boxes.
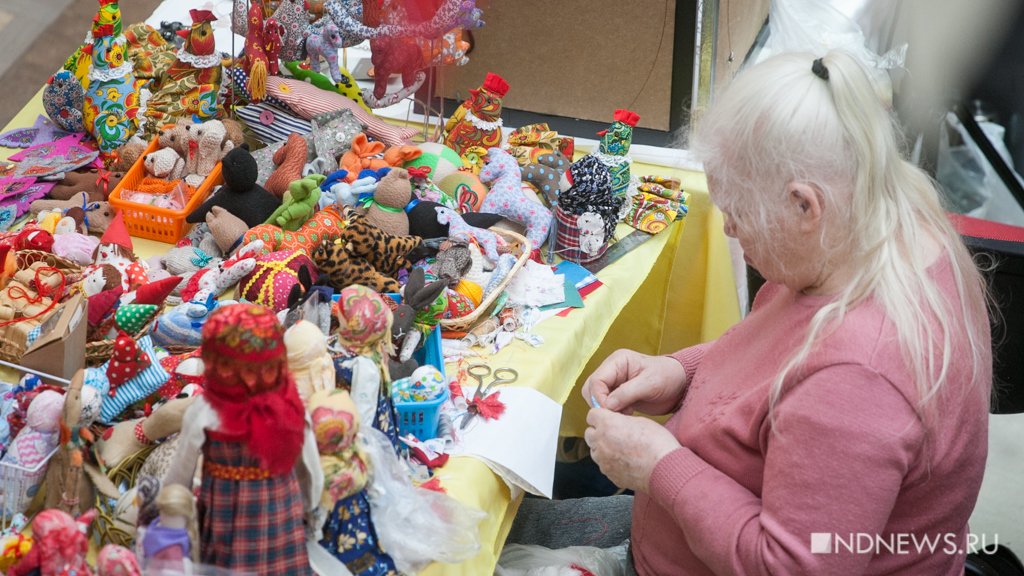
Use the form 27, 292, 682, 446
187, 146, 281, 228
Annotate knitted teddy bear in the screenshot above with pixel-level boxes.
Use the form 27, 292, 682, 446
184, 120, 234, 187
144, 148, 186, 179
158, 119, 192, 159
187, 146, 282, 228
434, 206, 506, 265
362, 168, 411, 236
443, 72, 509, 157
266, 174, 323, 231
264, 133, 308, 198
479, 147, 552, 255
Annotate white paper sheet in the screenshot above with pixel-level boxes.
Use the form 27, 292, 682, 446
450, 386, 561, 498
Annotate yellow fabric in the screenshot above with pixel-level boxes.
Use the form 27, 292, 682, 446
3, 94, 741, 574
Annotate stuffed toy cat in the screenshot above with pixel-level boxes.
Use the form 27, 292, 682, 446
82, 21, 141, 157
443, 72, 508, 157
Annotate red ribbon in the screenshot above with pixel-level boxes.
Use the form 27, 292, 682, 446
189, 140, 199, 159
0, 266, 67, 329
407, 166, 432, 180
95, 169, 111, 197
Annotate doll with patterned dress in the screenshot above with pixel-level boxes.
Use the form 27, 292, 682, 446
163, 304, 323, 576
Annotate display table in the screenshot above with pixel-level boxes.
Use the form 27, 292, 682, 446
1, 62, 739, 576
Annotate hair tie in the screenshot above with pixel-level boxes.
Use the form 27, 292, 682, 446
812, 58, 830, 81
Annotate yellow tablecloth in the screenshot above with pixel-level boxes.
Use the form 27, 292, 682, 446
2, 96, 741, 574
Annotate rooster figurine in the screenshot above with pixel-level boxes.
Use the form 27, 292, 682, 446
590, 109, 640, 199
82, 20, 141, 158
443, 72, 508, 158
144, 9, 223, 131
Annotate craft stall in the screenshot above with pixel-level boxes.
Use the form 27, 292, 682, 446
0, 0, 739, 574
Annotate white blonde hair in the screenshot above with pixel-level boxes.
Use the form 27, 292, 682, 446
694, 50, 991, 430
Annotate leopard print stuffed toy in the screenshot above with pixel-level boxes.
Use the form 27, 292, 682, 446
312, 237, 401, 293
340, 219, 430, 277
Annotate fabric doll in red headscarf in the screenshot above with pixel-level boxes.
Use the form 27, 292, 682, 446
163, 304, 323, 575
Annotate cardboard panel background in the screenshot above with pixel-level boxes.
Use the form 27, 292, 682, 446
440, 0, 679, 131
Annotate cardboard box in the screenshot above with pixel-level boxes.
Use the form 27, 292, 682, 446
20, 291, 87, 381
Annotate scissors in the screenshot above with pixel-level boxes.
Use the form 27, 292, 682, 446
460, 363, 519, 430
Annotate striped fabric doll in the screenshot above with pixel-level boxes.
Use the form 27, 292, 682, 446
82, 21, 141, 157
164, 304, 322, 576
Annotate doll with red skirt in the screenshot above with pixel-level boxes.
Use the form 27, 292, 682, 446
164, 303, 323, 575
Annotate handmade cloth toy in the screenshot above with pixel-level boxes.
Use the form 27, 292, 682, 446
187, 147, 282, 228
143, 148, 186, 179
83, 335, 170, 423
2, 134, 99, 179
158, 120, 192, 158
310, 108, 364, 165
437, 171, 487, 213
0, 179, 54, 230
29, 192, 114, 235
283, 60, 371, 113
590, 108, 640, 199
43, 70, 86, 133
63, 0, 125, 85
390, 267, 447, 366
443, 72, 508, 157
479, 147, 552, 253
311, 388, 399, 575
435, 206, 506, 265
625, 176, 687, 234
264, 133, 309, 198
506, 123, 575, 166
163, 304, 318, 575
237, 249, 319, 312
264, 76, 418, 146
404, 142, 464, 183
82, 20, 141, 157
433, 240, 472, 287
270, 0, 310, 62
244, 202, 347, 256
521, 151, 571, 206
1, 389, 63, 469
406, 200, 502, 239
0, 115, 69, 149
263, 17, 285, 75
96, 544, 141, 576
312, 239, 400, 293
286, 320, 336, 402
306, 22, 346, 84
140, 484, 197, 569
239, 2, 271, 101
183, 120, 234, 187
339, 217, 427, 277
364, 0, 425, 104
8, 510, 96, 576
333, 284, 397, 434
362, 168, 412, 236
107, 135, 148, 172
83, 212, 149, 291
96, 395, 195, 468
266, 174, 324, 231
144, 9, 222, 131
106, 331, 153, 392
49, 167, 125, 203
53, 232, 100, 265
152, 296, 231, 349
180, 244, 261, 303
235, 102, 312, 146
558, 155, 621, 243
338, 135, 388, 182
205, 206, 250, 254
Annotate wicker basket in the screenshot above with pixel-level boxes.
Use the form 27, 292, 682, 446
85, 318, 157, 366
0, 250, 83, 363
439, 228, 531, 332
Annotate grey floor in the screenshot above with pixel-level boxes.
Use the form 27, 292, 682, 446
1, 0, 1022, 559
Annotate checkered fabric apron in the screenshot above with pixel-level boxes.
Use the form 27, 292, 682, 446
198, 435, 312, 575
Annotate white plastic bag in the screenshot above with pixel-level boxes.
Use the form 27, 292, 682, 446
496, 543, 628, 576
361, 427, 486, 574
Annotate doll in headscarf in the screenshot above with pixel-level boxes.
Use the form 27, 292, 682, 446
310, 389, 398, 575
164, 304, 323, 576
285, 319, 336, 404
333, 285, 401, 449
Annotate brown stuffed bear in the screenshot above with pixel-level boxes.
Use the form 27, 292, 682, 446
30, 192, 115, 234
49, 168, 126, 203
363, 168, 412, 236
158, 119, 193, 159
109, 135, 148, 172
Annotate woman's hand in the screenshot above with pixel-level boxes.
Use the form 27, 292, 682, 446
582, 350, 687, 416
584, 408, 681, 493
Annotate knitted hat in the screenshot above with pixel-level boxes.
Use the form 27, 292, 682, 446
482, 72, 510, 98
100, 211, 133, 252
134, 276, 182, 306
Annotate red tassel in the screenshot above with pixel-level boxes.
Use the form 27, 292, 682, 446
469, 390, 506, 421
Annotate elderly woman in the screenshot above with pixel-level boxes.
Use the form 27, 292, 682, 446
509, 51, 992, 576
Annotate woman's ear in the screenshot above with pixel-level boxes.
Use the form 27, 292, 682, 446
787, 182, 824, 233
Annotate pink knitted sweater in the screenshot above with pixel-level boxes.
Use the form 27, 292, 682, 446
632, 257, 990, 575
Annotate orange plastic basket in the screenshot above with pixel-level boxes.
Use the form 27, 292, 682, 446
108, 138, 223, 244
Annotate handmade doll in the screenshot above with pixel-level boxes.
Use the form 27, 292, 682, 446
164, 304, 322, 575
43, 70, 86, 133
334, 285, 399, 445
82, 19, 141, 157
310, 389, 398, 575
96, 544, 142, 576
0, 389, 63, 470
285, 319, 336, 403
8, 509, 96, 576
141, 484, 198, 570
443, 72, 508, 157
83, 212, 149, 291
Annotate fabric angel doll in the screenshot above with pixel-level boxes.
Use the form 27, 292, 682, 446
310, 389, 398, 575
164, 304, 323, 575
333, 285, 401, 448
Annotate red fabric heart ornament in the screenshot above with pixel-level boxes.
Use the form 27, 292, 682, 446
106, 331, 151, 396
